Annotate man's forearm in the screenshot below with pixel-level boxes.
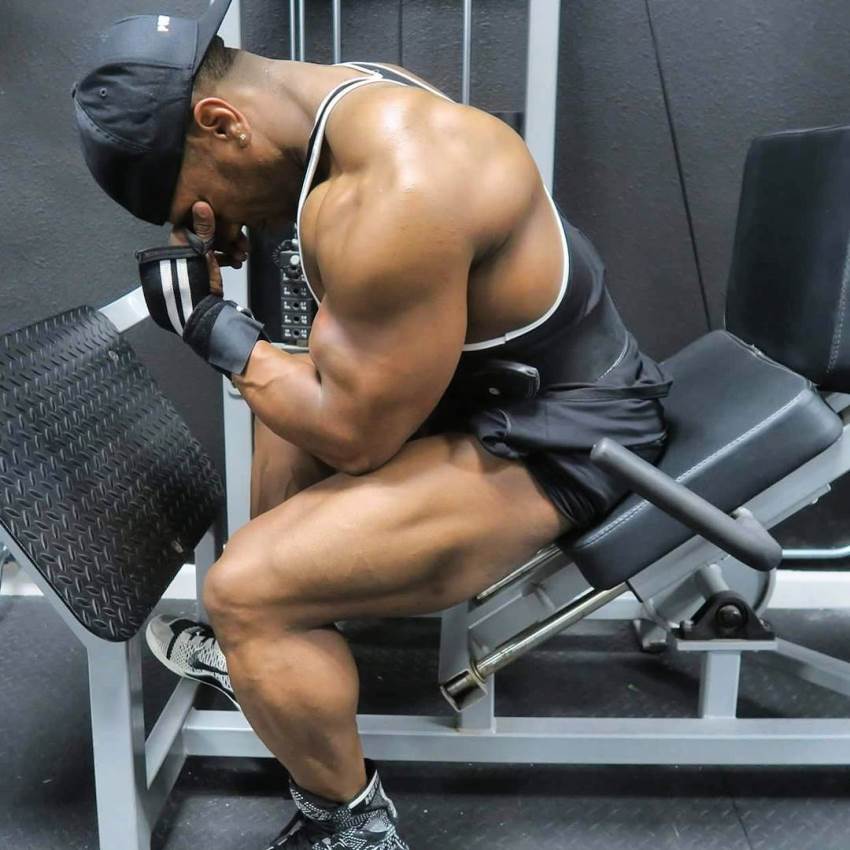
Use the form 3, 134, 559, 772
232, 341, 367, 471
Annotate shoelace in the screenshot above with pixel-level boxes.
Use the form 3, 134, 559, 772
268, 810, 335, 849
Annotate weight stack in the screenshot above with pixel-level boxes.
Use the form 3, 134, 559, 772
274, 235, 316, 347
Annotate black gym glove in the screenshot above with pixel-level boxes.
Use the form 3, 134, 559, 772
137, 234, 268, 378
182, 295, 269, 378
136, 236, 214, 335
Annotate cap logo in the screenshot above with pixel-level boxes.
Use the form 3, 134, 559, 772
157, 15, 171, 32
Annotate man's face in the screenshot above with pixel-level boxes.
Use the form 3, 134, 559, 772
168, 107, 287, 238
169, 147, 254, 238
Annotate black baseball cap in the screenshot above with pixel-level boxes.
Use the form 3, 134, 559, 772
72, 0, 234, 225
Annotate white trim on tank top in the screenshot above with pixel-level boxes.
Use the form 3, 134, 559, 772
341, 61, 454, 102
295, 65, 570, 351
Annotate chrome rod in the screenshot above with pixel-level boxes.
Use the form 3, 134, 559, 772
479, 583, 626, 678
461, 0, 473, 104
289, 0, 297, 60
442, 583, 627, 711
474, 543, 563, 604
783, 544, 850, 561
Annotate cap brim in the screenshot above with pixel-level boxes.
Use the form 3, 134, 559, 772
193, 0, 235, 73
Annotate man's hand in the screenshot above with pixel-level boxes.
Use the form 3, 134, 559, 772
139, 199, 266, 376
169, 201, 249, 296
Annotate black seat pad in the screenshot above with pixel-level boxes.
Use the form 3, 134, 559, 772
566, 331, 842, 589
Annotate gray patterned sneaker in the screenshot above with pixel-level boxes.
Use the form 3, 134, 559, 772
266, 760, 409, 849
145, 615, 238, 707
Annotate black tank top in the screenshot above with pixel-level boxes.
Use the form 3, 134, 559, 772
296, 61, 667, 398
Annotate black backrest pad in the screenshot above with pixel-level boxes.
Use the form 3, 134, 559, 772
0, 308, 223, 641
726, 125, 850, 392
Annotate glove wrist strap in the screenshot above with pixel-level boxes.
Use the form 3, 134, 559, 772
183, 296, 269, 378
206, 305, 268, 377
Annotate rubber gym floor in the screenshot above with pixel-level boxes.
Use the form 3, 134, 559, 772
2, 594, 849, 850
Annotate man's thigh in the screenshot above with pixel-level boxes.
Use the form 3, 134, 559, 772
223, 433, 572, 625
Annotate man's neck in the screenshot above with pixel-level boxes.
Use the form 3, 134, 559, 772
224, 55, 365, 219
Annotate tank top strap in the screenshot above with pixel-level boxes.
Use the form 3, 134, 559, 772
297, 73, 385, 233
296, 63, 448, 303
341, 62, 453, 102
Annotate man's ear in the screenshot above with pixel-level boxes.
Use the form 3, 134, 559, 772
192, 97, 247, 143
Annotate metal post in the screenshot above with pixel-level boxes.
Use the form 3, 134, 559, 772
87, 637, 151, 850
194, 526, 220, 619
332, 0, 342, 64
461, 0, 473, 105
216, 0, 253, 538
218, 0, 241, 48
299, 0, 306, 61
438, 604, 495, 731
524, 0, 561, 191
698, 651, 742, 718
290, 0, 298, 60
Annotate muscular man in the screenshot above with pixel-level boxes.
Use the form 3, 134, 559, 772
73, 2, 670, 847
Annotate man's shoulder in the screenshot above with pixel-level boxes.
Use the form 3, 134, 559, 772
311, 167, 466, 308
328, 75, 532, 192
322, 88, 540, 259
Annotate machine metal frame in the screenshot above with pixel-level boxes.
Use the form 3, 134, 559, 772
5, 285, 849, 850
5, 4, 850, 849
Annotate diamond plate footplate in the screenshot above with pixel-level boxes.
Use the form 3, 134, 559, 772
0, 307, 223, 641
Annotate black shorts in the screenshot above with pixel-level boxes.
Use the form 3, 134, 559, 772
480, 334, 669, 529
430, 330, 670, 530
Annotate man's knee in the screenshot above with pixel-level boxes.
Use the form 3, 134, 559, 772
202, 550, 256, 645
202, 518, 309, 644
204, 534, 276, 643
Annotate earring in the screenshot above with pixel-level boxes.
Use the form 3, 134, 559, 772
238, 132, 248, 147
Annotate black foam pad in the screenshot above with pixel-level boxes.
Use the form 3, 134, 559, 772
0, 307, 223, 641
726, 124, 850, 391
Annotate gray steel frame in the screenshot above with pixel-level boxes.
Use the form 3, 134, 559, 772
9, 5, 850, 848
0, 522, 219, 850
6, 288, 850, 850
525, 0, 561, 190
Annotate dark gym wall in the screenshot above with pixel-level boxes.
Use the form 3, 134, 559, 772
649, 0, 850, 327
553, 0, 707, 361
3, 1, 850, 546
1, 0, 226, 475
646, 0, 850, 547
244, 1, 528, 109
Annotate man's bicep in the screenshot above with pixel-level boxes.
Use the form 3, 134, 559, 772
308, 270, 468, 446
